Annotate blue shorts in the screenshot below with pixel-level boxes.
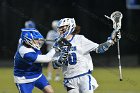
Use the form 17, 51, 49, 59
16, 74, 50, 93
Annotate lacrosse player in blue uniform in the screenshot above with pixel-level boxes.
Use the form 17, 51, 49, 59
14, 28, 56, 93
52, 18, 121, 93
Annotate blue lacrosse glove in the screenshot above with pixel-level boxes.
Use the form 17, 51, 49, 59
52, 52, 69, 69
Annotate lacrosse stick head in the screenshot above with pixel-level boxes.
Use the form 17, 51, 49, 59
105, 11, 123, 30
53, 37, 72, 52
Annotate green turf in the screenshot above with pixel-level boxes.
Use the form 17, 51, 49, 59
0, 67, 140, 93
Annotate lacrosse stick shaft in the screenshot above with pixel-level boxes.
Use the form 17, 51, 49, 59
45, 39, 55, 42
117, 39, 123, 81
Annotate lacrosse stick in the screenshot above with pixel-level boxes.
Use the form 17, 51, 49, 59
105, 11, 123, 81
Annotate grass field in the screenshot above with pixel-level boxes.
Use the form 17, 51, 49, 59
0, 67, 140, 93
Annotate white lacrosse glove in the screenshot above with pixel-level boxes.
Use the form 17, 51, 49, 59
111, 30, 121, 41
116, 31, 121, 40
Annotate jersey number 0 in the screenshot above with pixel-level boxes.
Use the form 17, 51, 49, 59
65, 52, 77, 66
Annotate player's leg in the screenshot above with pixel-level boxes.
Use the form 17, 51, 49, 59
80, 90, 94, 93
54, 68, 61, 81
67, 88, 79, 93
47, 63, 52, 81
35, 74, 54, 93
64, 85, 79, 93
15, 83, 34, 93
43, 85, 54, 93
79, 74, 98, 93
63, 79, 79, 93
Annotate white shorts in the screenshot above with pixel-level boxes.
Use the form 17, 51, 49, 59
63, 74, 99, 93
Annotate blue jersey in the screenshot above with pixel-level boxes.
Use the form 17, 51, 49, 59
14, 45, 42, 83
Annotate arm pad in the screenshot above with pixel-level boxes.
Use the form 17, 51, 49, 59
34, 49, 55, 63
96, 40, 113, 53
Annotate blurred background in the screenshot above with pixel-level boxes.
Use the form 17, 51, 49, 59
0, 0, 140, 93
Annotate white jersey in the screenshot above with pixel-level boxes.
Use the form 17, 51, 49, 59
62, 35, 99, 78
46, 30, 59, 51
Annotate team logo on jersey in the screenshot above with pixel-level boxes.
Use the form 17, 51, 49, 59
62, 46, 76, 52
70, 46, 76, 51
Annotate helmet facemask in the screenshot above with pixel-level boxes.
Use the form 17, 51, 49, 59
57, 25, 69, 35
31, 38, 44, 50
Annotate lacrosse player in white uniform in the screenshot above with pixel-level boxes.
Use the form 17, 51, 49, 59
46, 20, 61, 81
52, 18, 121, 93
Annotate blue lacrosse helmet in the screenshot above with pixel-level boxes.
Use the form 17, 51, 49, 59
25, 20, 36, 28
21, 28, 44, 50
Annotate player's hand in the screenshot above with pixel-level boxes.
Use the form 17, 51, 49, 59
110, 30, 121, 42
53, 42, 61, 52
52, 52, 69, 69
53, 37, 71, 52
58, 52, 69, 63
116, 31, 121, 40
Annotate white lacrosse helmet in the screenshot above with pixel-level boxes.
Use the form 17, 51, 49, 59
57, 18, 76, 38
52, 20, 59, 31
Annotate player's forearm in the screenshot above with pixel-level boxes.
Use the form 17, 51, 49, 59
96, 29, 122, 53
34, 49, 56, 63
96, 40, 114, 53
34, 55, 53, 63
